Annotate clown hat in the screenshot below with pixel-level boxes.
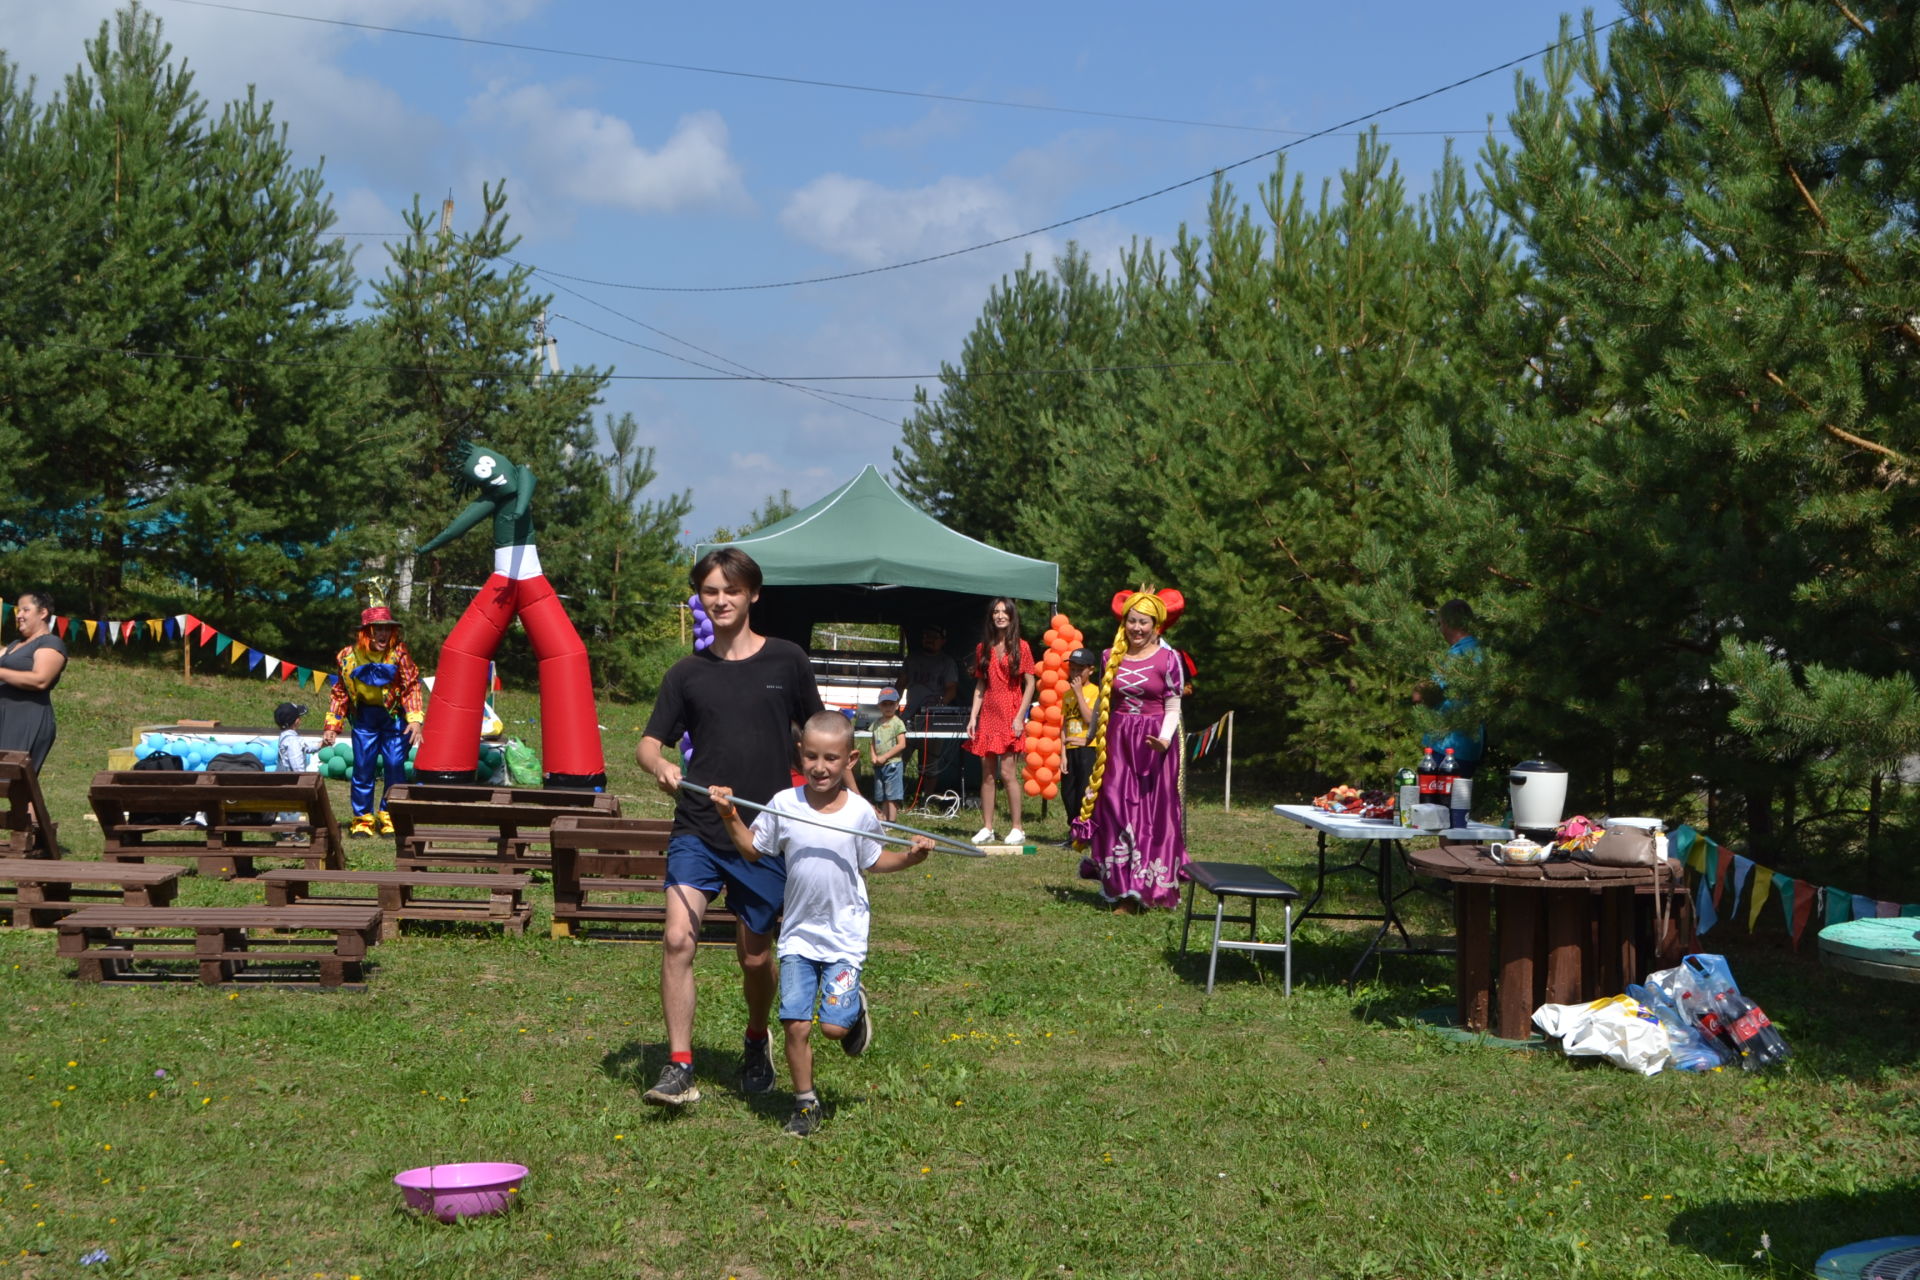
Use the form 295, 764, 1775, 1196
358, 576, 400, 628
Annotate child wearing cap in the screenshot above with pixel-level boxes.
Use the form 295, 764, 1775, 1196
868, 689, 907, 822
1061, 649, 1101, 825
273, 701, 312, 844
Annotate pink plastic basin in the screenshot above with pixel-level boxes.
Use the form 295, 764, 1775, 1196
393, 1162, 528, 1222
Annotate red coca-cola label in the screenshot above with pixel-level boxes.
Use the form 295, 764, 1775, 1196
1730, 1006, 1772, 1043
1696, 1011, 1725, 1038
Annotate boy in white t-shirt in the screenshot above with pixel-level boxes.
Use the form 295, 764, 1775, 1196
272, 701, 312, 844
710, 711, 932, 1137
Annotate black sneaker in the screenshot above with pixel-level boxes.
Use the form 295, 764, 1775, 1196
842, 991, 873, 1058
740, 1035, 776, 1094
642, 1061, 700, 1108
784, 1099, 822, 1137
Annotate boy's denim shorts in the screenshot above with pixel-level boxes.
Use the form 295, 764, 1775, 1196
663, 833, 785, 937
778, 956, 863, 1028
872, 759, 904, 803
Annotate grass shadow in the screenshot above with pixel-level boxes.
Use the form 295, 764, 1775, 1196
1667, 1183, 1920, 1275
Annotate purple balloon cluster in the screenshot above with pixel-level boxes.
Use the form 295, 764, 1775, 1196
688, 593, 715, 652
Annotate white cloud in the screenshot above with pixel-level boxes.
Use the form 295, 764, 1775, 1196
470, 86, 751, 216
779, 173, 1027, 268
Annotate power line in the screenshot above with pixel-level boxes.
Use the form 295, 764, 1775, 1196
518, 18, 1626, 294
28, 337, 1266, 385
530, 267, 917, 402
155, 0, 1507, 141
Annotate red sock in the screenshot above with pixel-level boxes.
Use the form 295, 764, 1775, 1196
745, 1027, 769, 1042
670, 1050, 692, 1066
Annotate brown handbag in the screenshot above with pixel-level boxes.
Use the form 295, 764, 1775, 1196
1585, 826, 1659, 867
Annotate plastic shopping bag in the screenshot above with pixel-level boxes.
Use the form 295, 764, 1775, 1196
503, 738, 542, 789
1627, 982, 1731, 1071
1532, 994, 1673, 1076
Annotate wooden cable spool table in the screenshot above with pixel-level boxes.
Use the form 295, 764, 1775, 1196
1818, 917, 1920, 984
1403, 843, 1684, 1041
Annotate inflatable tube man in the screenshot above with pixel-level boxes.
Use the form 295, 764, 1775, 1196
413, 442, 607, 790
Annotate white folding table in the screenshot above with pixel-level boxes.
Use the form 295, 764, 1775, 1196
1270, 805, 1509, 989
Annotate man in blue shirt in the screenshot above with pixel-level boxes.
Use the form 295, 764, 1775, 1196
1416, 599, 1485, 770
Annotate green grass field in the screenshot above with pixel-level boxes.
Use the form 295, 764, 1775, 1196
2, 658, 1916, 1278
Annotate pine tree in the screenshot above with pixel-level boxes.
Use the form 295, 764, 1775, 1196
0, 6, 369, 646
1444, 2, 1920, 856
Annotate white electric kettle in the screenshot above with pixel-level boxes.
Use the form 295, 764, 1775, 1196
1509, 759, 1568, 836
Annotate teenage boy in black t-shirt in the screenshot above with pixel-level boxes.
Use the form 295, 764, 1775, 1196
637, 548, 825, 1107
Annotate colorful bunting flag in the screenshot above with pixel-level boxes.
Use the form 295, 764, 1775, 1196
1729, 855, 1755, 921
83, 620, 97, 641
214, 635, 232, 656
1712, 845, 1733, 908
1852, 893, 1876, 922
1825, 887, 1850, 929
1695, 873, 1719, 935
1746, 865, 1773, 931
1877, 900, 1900, 919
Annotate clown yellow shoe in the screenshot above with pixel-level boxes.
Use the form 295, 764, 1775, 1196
377, 810, 395, 836
350, 814, 375, 839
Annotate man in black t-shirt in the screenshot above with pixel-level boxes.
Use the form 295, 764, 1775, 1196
637, 548, 824, 1108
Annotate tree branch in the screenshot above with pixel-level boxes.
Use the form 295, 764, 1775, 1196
1764, 369, 1912, 466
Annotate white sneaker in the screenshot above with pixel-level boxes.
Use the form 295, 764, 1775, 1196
1005, 828, 1026, 845
970, 826, 995, 845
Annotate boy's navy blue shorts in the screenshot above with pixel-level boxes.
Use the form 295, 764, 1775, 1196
664, 833, 786, 937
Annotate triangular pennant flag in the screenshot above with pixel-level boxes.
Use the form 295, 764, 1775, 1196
1730, 855, 1755, 920
295, 666, 310, 686
1695, 872, 1719, 935
264, 656, 279, 678
1853, 894, 1876, 922
100, 620, 115, 646
1789, 882, 1816, 949
230, 641, 249, 665
55, 616, 69, 638
1877, 900, 1900, 919
1669, 825, 1697, 865
1746, 865, 1774, 931
149, 619, 163, 641
1712, 846, 1734, 908
198, 621, 216, 647
0, 601, 9, 620
84, 620, 98, 641
327, 674, 340, 686
246, 648, 264, 672
122, 620, 136, 642
310, 670, 326, 692
214, 634, 232, 656
163, 617, 177, 641
280, 663, 295, 682
1825, 887, 1851, 928
1902, 904, 1920, 917
174, 613, 190, 631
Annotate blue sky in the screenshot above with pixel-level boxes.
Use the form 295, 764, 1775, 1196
5, 0, 1596, 536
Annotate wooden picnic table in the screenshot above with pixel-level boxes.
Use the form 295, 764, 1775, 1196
57, 905, 382, 987
546, 814, 730, 940
257, 868, 532, 939
0, 858, 183, 927
1404, 842, 1684, 1041
383, 783, 620, 872
0, 750, 58, 857
90, 770, 343, 878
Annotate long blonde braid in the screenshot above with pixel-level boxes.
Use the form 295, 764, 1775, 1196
1073, 618, 1130, 839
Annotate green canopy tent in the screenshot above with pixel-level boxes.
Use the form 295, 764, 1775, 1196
695, 465, 1059, 660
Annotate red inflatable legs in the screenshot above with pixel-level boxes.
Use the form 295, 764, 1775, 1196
416, 571, 607, 789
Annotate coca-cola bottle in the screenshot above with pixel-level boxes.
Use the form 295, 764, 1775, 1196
1713, 990, 1792, 1070
1417, 747, 1443, 810
1675, 985, 1733, 1052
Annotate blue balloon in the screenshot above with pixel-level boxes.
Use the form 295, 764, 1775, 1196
134, 743, 155, 760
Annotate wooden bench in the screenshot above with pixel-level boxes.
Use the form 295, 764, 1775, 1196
0, 750, 58, 857
0, 858, 183, 928
57, 905, 381, 987
548, 815, 742, 942
384, 783, 620, 873
258, 868, 532, 939
89, 771, 344, 879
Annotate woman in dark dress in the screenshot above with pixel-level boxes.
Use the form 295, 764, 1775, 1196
0, 591, 70, 772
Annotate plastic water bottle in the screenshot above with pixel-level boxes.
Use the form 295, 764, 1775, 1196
1449, 774, 1473, 831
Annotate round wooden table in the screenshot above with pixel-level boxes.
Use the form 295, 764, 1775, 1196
1404, 843, 1685, 1041
1818, 917, 1920, 984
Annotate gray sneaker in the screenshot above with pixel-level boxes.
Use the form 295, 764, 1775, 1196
740, 1035, 776, 1094
842, 990, 873, 1057
784, 1099, 822, 1137
642, 1061, 700, 1108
